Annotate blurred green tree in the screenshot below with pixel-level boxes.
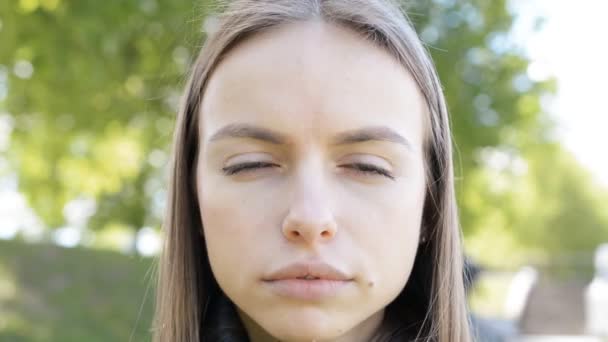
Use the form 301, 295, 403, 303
0, 0, 208, 235
1, 0, 606, 262
408, 0, 608, 264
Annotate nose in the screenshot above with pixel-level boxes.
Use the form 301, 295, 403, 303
281, 165, 338, 245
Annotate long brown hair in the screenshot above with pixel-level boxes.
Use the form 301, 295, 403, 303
153, 0, 471, 341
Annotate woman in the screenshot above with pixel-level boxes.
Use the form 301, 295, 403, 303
153, 0, 471, 341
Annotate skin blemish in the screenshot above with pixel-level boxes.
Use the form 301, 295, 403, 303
368, 281, 375, 288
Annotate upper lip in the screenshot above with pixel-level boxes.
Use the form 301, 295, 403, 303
263, 261, 353, 281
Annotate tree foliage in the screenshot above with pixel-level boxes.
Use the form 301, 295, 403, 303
1, 0, 208, 230
1, 0, 606, 263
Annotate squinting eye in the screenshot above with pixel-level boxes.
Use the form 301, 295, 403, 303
222, 161, 394, 180
341, 163, 395, 180
221, 161, 278, 176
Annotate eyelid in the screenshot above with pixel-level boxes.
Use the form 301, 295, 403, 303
339, 153, 393, 169
222, 152, 282, 176
224, 161, 394, 179
224, 152, 275, 164
340, 162, 395, 180
221, 152, 395, 176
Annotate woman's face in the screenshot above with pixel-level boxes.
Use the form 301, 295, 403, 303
196, 20, 427, 342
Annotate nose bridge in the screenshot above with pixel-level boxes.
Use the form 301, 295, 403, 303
289, 153, 332, 220
282, 152, 337, 244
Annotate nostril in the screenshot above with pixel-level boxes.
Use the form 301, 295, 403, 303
321, 230, 331, 238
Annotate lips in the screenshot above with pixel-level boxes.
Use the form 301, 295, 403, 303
262, 261, 354, 300
262, 261, 353, 281
297, 274, 320, 280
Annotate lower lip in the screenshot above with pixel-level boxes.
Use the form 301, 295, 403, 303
263, 278, 352, 301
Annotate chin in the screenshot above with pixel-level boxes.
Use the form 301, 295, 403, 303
270, 329, 342, 342
262, 308, 349, 341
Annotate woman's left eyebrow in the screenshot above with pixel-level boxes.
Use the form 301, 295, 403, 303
330, 125, 412, 150
209, 123, 412, 150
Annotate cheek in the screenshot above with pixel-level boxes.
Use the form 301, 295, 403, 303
345, 176, 425, 287
199, 179, 281, 249
366, 204, 421, 268
197, 171, 284, 290
198, 177, 259, 288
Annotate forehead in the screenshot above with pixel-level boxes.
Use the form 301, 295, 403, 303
200, 20, 426, 148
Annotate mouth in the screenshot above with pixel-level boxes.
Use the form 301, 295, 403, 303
262, 261, 354, 300
262, 277, 352, 301
296, 274, 321, 280
263, 261, 353, 282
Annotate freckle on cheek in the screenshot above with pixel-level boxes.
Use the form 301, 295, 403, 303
368, 281, 375, 288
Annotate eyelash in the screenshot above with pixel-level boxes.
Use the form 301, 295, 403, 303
221, 162, 395, 180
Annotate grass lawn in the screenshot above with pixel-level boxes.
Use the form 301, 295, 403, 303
0, 239, 156, 342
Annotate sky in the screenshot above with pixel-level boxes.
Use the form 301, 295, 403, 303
511, 0, 608, 186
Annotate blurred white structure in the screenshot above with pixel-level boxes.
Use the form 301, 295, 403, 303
504, 266, 538, 321
136, 226, 162, 257
585, 243, 608, 337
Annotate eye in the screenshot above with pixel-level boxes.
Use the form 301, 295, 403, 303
221, 161, 279, 175
341, 163, 395, 180
222, 161, 394, 180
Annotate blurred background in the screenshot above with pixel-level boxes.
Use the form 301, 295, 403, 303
0, 0, 607, 341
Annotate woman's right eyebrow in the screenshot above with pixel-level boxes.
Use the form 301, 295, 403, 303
208, 122, 412, 151
209, 123, 289, 145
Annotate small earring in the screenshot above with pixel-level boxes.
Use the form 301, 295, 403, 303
420, 235, 426, 244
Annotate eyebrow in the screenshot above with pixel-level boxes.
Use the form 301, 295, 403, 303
209, 123, 412, 149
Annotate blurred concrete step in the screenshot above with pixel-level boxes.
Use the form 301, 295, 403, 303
520, 278, 587, 334
510, 336, 602, 342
